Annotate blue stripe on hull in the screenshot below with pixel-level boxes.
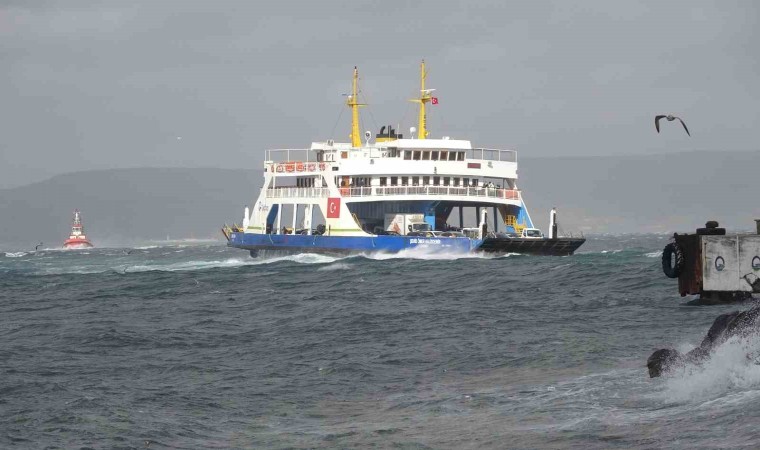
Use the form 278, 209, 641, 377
228, 233, 478, 255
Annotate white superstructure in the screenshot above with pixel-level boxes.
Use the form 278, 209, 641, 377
236, 62, 535, 239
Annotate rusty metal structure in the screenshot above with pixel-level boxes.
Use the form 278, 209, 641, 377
663, 220, 760, 302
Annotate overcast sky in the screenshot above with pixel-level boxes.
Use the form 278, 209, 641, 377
1, 1, 758, 188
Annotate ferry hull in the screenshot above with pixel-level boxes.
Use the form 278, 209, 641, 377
228, 233, 476, 256
228, 233, 585, 257
63, 239, 93, 249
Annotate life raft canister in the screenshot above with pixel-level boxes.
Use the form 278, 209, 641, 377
662, 242, 685, 279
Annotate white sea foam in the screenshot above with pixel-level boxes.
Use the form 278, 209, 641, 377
362, 246, 504, 261
27, 252, 342, 275
116, 253, 341, 273
318, 262, 353, 271
4, 252, 28, 258
662, 333, 760, 403
644, 251, 662, 258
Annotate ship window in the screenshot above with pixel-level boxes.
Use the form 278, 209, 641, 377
391, 176, 398, 186
401, 176, 409, 186
457, 152, 465, 161
412, 176, 420, 186
463, 178, 469, 186
443, 177, 450, 186
433, 176, 440, 185
472, 179, 479, 187
440, 151, 448, 161
379, 177, 387, 186
388, 148, 398, 157
453, 177, 460, 187
448, 152, 457, 161
422, 151, 430, 160
404, 151, 412, 160
423, 176, 430, 185
431, 151, 439, 160
413, 151, 421, 160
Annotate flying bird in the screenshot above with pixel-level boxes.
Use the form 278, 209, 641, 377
655, 115, 690, 136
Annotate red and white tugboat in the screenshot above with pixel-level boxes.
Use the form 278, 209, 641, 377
63, 210, 93, 249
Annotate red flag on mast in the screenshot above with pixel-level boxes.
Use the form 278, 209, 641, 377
431, 97, 439, 105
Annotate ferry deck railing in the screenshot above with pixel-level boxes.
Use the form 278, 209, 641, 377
265, 186, 521, 201
264, 148, 517, 164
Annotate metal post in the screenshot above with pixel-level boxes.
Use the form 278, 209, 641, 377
493, 206, 498, 233
275, 204, 281, 234
292, 204, 298, 233
475, 206, 480, 228
306, 204, 313, 235
459, 206, 464, 228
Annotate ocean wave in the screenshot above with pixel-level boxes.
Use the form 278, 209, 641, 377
318, 262, 353, 271
662, 334, 760, 403
361, 247, 504, 261
3, 252, 28, 258
644, 251, 662, 258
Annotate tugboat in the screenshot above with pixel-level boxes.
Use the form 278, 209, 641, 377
63, 210, 93, 249
223, 61, 585, 257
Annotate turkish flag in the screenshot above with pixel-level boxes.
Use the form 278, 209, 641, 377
431, 97, 439, 105
327, 197, 341, 218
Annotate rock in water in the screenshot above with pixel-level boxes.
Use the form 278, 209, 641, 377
647, 305, 760, 378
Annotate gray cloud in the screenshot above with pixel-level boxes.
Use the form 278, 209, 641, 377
1, 0, 758, 188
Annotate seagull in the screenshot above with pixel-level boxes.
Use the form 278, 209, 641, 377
655, 115, 690, 136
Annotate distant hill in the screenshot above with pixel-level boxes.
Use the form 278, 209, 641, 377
1, 151, 758, 250
0, 168, 262, 250
518, 150, 760, 234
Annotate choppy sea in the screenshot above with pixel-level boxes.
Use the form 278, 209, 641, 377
2, 235, 759, 449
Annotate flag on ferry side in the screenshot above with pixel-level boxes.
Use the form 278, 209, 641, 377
431, 97, 439, 105
327, 197, 341, 218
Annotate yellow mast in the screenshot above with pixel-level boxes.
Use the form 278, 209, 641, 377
410, 60, 432, 139
346, 66, 365, 148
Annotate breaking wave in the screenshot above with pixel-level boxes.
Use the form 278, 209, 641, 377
662, 334, 760, 403
3, 252, 28, 258
361, 247, 513, 261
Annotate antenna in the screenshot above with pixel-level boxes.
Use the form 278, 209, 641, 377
364, 130, 372, 145
410, 126, 416, 139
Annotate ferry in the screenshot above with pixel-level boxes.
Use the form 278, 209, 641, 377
63, 210, 93, 249
223, 62, 585, 257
